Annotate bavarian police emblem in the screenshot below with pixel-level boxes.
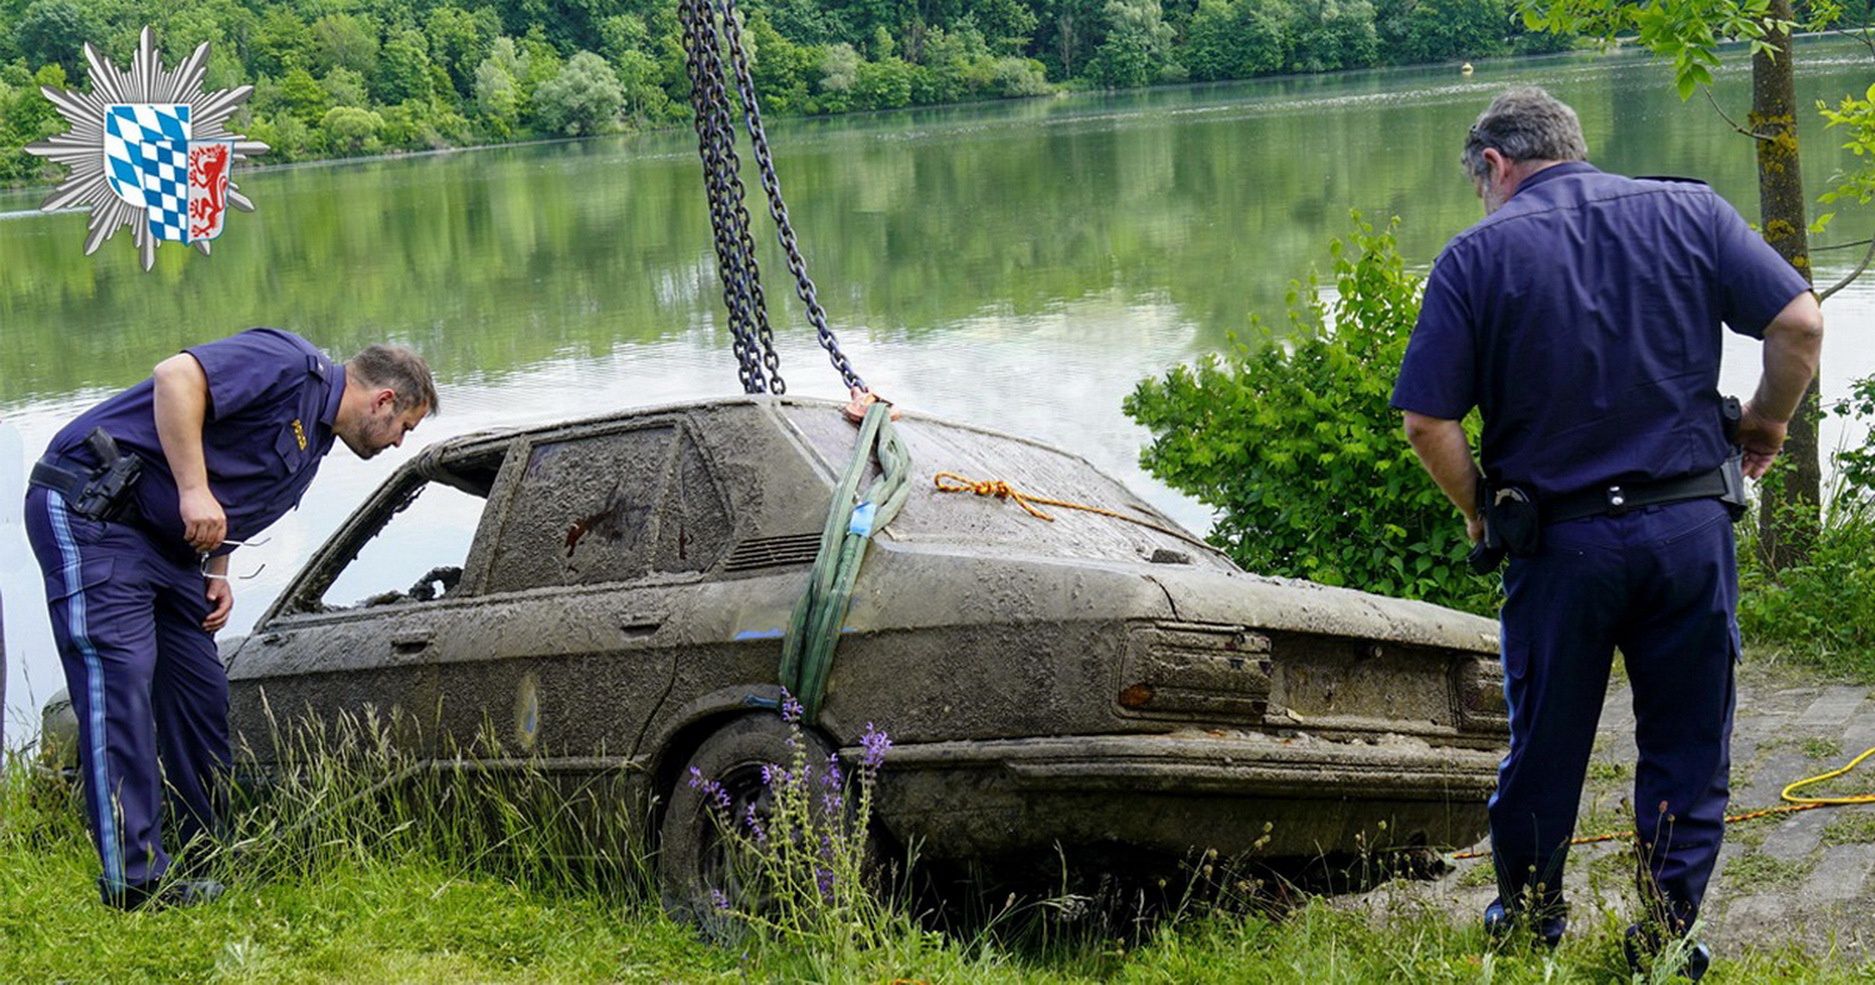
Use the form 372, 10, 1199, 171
26, 28, 267, 270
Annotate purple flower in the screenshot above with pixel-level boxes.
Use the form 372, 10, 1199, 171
821, 790, 844, 816
743, 803, 767, 843
760, 762, 792, 789
815, 867, 836, 901
688, 766, 729, 813
780, 689, 804, 724
709, 888, 731, 912
860, 723, 892, 771
820, 754, 844, 790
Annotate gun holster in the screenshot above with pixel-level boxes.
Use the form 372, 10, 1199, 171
1466, 476, 1542, 574
1719, 396, 1749, 522
28, 427, 144, 523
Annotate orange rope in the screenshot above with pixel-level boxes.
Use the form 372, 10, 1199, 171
931, 471, 1219, 554
1449, 803, 1826, 861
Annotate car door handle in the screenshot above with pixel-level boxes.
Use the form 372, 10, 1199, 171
620, 614, 664, 639
391, 629, 435, 653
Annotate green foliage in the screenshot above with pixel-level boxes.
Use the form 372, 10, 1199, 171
1393, 0, 1511, 63
1087, 0, 1177, 87
373, 30, 435, 105
1516, 0, 1787, 100
319, 105, 386, 154
1125, 214, 1496, 612
531, 50, 625, 135
14, 0, 97, 77
1186, 0, 1289, 81
1737, 373, 1875, 676
0, 0, 1606, 178
1818, 82, 1875, 207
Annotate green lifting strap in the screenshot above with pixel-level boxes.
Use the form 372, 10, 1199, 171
779, 402, 912, 722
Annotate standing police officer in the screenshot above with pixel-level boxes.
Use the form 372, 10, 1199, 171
25, 328, 436, 909
1393, 89, 1823, 974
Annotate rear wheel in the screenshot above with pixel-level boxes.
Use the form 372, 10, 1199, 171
657, 713, 834, 923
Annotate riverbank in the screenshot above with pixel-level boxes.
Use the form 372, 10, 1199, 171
6, 659, 1875, 983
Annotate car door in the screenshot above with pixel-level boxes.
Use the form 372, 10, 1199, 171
226, 447, 509, 760
426, 419, 697, 765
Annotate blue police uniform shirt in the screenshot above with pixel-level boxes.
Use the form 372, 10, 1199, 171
1391, 162, 1812, 502
46, 328, 345, 556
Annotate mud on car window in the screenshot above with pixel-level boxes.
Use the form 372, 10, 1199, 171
484, 424, 678, 593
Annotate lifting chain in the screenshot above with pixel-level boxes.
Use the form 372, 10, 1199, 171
679, 0, 867, 395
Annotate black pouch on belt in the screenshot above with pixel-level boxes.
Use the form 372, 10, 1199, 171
1486, 483, 1542, 558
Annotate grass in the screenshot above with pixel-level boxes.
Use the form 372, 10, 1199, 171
1719, 851, 1813, 893
1821, 809, 1875, 846
6, 740, 1875, 985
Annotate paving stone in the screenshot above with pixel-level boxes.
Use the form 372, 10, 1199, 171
1738, 751, 1817, 813
1801, 844, 1875, 901
1796, 686, 1869, 729
1761, 809, 1828, 862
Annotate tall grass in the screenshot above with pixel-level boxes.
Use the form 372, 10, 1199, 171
4, 726, 1875, 981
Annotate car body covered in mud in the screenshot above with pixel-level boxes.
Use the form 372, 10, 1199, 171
44, 397, 1507, 889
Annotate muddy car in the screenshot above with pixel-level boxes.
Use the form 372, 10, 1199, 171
42, 396, 1506, 901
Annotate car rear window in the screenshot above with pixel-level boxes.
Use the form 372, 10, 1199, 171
783, 405, 1232, 569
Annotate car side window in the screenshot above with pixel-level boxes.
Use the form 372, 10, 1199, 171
484, 425, 677, 593
655, 431, 733, 574
309, 478, 488, 612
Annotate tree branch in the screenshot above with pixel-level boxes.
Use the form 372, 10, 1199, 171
1818, 233, 1875, 303
1703, 87, 1775, 142
1828, 22, 1875, 58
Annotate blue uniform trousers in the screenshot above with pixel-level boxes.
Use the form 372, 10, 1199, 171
24, 486, 228, 897
1492, 497, 1738, 930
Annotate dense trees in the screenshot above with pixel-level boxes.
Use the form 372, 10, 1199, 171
0, 0, 1560, 179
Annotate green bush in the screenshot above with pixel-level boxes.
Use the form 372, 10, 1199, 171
1737, 374, 1875, 676
1125, 214, 1496, 613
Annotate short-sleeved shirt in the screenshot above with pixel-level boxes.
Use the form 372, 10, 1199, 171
1391, 162, 1811, 502
45, 328, 346, 557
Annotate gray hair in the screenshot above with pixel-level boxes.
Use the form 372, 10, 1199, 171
1461, 87, 1588, 179
348, 344, 439, 416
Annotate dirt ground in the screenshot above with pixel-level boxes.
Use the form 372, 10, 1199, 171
1360, 660, 1875, 961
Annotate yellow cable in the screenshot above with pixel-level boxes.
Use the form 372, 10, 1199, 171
1451, 746, 1875, 861
1782, 745, 1875, 806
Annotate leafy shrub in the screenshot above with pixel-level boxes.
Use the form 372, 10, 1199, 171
1125, 214, 1496, 613
1737, 374, 1875, 676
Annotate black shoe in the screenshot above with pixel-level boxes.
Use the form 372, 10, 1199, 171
101, 878, 225, 911
1482, 897, 1567, 948
1624, 923, 1711, 980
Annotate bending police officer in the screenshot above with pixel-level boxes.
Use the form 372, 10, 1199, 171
25, 329, 436, 908
1392, 89, 1823, 974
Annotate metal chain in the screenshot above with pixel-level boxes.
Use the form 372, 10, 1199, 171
682, 0, 867, 394
680, 0, 779, 393
713, 0, 865, 392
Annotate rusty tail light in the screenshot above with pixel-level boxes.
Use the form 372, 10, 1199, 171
1118, 621, 1271, 721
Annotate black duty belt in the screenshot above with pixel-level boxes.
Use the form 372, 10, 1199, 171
1543, 467, 1731, 525
27, 428, 144, 523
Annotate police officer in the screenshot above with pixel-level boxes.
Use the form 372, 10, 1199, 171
1392, 89, 1823, 973
24, 328, 437, 909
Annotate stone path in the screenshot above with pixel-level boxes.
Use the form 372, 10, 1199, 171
1397, 661, 1875, 958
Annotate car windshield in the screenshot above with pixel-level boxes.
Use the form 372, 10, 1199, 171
783, 405, 1234, 570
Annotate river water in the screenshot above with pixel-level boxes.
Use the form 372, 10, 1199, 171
3, 41, 1872, 742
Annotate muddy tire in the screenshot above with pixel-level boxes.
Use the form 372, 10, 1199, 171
657, 713, 834, 924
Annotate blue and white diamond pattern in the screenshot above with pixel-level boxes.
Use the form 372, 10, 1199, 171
103, 104, 193, 242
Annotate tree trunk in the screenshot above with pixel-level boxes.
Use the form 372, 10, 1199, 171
1750, 0, 1821, 571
